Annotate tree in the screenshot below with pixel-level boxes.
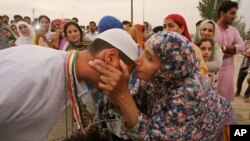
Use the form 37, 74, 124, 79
197, 0, 247, 39
233, 16, 247, 39
197, 0, 228, 22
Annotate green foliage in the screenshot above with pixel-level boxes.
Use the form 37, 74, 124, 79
197, 0, 228, 21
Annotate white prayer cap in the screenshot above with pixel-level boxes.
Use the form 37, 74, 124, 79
96, 28, 139, 61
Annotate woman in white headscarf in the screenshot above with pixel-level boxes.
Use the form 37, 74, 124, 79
194, 19, 223, 72
15, 21, 35, 45
143, 21, 153, 39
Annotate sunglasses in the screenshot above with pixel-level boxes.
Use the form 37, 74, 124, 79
19, 25, 27, 30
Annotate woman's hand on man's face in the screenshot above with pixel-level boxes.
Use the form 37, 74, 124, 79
88, 59, 130, 99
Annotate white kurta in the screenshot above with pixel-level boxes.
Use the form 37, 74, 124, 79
0, 45, 87, 141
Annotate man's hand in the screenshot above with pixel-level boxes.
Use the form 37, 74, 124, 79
223, 45, 236, 54
223, 52, 234, 59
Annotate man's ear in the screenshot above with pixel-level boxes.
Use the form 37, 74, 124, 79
104, 49, 119, 65
220, 11, 225, 18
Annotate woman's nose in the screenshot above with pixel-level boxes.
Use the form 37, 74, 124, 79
135, 56, 143, 66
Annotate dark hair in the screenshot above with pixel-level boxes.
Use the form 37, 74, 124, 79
24, 16, 31, 20
14, 15, 23, 19
38, 15, 50, 23
3, 15, 9, 19
87, 38, 134, 66
153, 26, 163, 33
0, 16, 2, 20
72, 17, 78, 23
217, 1, 238, 18
144, 21, 148, 28
10, 20, 15, 24
64, 22, 83, 42
89, 21, 96, 25
195, 38, 215, 48
122, 20, 131, 26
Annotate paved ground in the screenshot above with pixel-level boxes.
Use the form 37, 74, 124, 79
46, 54, 250, 141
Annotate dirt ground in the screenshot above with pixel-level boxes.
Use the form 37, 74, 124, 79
46, 54, 250, 141
231, 54, 250, 124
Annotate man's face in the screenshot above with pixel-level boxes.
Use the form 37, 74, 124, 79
222, 7, 237, 25
90, 49, 134, 89
2, 17, 9, 24
89, 23, 97, 32
15, 17, 22, 23
24, 18, 31, 24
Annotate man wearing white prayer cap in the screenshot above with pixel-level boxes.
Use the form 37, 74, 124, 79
0, 29, 138, 141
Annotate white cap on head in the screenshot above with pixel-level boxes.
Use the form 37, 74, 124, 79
96, 28, 139, 61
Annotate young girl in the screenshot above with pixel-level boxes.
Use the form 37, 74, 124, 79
89, 31, 235, 141
195, 38, 218, 90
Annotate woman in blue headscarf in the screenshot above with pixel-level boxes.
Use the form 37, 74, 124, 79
98, 15, 123, 33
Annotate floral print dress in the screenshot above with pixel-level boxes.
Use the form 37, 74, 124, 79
126, 31, 233, 141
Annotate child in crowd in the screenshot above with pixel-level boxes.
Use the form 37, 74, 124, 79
195, 38, 218, 90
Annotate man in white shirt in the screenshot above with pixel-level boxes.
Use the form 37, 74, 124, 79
0, 29, 138, 141
85, 21, 98, 41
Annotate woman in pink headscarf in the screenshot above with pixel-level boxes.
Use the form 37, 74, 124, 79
164, 14, 208, 76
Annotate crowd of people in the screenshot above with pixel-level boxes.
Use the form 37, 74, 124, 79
0, 1, 249, 141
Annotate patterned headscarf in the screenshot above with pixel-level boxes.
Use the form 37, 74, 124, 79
133, 31, 232, 141
134, 31, 199, 114
164, 14, 192, 42
147, 31, 199, 87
